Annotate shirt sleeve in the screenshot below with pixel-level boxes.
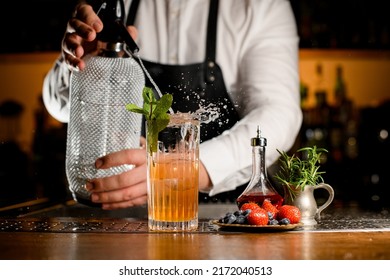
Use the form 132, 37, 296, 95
42, 55, 71, 123
200, 0, 303, 196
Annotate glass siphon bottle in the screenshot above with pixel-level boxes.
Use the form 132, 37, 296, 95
66, 0, 144, 206
236, 127, 283, 208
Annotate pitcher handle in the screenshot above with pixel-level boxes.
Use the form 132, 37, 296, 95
314, 183, 334, 220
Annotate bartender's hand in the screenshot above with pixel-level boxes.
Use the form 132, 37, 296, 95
86, 147, 148, 210
86, 138, 212, 210
62, 3, 138, 70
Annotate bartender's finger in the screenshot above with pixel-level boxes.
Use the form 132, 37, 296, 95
73, 3, 103, 34
62, 33, 85, 68
91, 182, 146, 205
68, 18, 99, 43
90, 164, 146, 192
66, 4, 102, 45
61, 4, 102, 68
64, 17, 99, 58
63, 52, 85, 70
95, 148, 146, 169
126, 26, 138, 40
63, 32, 84, 57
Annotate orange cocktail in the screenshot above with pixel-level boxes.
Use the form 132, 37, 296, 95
149, 155, 198, 221
147, 113, 199, 231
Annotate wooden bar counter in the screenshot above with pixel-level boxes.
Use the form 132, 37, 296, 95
1, 201, 390, 260
1, 228, 390, 260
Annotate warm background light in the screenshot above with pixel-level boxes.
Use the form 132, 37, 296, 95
300, 50, 390, 108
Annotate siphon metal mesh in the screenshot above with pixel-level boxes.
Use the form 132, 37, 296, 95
66, 56, 145, 202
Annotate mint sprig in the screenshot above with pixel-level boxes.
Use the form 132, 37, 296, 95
126, 87, 173, 155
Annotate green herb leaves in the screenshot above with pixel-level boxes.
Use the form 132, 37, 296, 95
126, 87, 173, 154
274, 146, 328, 202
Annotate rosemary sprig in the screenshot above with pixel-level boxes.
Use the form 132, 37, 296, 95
274, 146, 328, 202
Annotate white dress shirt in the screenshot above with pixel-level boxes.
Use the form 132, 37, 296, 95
42, 0, 302, 196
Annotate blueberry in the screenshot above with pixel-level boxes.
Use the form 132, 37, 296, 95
234, 210, 243, 216
279, 218, 290, 225
234, 215, 246, 224
267, 212, 274, 219
242, 209, 251, 216
223, 213, 237, 224
268, 219, 279, 225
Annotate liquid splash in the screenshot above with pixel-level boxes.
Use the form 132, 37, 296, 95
193, 102, 220, 125
134, 53, 223, 125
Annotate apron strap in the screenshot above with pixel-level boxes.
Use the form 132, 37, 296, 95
126, 0, 219, 84
126, 0, 140, 26
205, 0, 218, 83
206, 0, 218, 62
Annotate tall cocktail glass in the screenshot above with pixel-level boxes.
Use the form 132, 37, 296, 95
147, 112, 200, 231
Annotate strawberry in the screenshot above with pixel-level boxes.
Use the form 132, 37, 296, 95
278, 205, 301, 224
240, 202, 261, 212
261, 199, 279, 219
246, 208, 269, 225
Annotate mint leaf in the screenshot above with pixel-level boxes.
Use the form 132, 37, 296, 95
142, 86, 154, 104
146, 116, 170, 154
125, 104, 146, 115
126, 87, 173, 155
153, 94, 173, 118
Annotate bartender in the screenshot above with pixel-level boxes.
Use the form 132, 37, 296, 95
42, 0, 302, 210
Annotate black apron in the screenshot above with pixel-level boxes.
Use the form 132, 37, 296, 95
127, 0, 245, 202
